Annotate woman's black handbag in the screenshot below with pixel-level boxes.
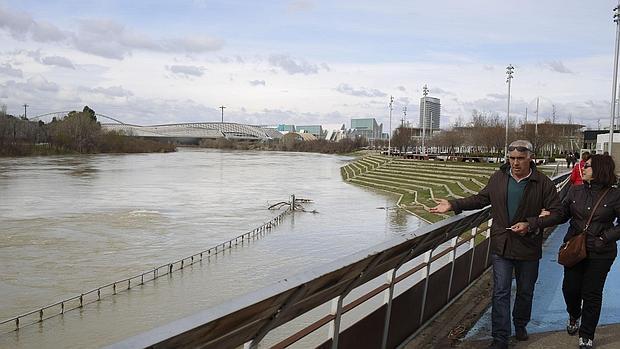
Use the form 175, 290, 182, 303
558, 188, 610, 267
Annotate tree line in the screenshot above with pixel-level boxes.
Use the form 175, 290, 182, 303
0, 106, 176, 156
389, 109, 582, 158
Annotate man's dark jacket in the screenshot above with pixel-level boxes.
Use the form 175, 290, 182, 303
448, 162, 562, 260
538, 182, 620, 259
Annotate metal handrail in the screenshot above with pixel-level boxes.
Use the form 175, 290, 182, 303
0, 204, 293, 332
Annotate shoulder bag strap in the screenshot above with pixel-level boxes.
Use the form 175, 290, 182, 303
584, 187, 611, 231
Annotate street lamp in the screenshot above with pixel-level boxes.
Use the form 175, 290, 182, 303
219, 105, 226, 123
504, 65, 515, 159
609, 1, 620, 155
388, 95, 394, 156
422, 84, 428, 156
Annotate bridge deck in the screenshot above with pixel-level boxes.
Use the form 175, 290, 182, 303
460, 222, 620, 348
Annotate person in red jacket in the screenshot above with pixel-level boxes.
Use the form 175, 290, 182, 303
570, 152, 591, 185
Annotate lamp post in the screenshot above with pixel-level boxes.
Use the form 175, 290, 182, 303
609, 1, 620, 155
422, 85, 428, 156
388, 95, 394, 156
504, 65, 514, 159
219, 105, 226, 123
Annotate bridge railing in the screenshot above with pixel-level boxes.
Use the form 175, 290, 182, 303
109, 173, 571, 349
0, 206, 292, 333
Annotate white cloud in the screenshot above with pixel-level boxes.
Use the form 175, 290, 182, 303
166, 65, 205, 77
268, 54, 322, 75
86, 86, 134, 98
0, 63, 23, 77
336, 83, 387, 98
249, 80, 266, 86
27, 75, 59, 92
41, 56, 75, 69
544, 60, 574, 74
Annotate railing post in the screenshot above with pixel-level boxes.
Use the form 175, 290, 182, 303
468, 227, 478, 283
446, 236, 459, 302
419, 250, 433, 325
329, 296, 345, 349
381, 269, 396, 349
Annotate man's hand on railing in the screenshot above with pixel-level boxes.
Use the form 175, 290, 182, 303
430, 199, 452, 213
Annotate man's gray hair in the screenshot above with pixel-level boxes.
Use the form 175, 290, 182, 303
508, 140, 534, 154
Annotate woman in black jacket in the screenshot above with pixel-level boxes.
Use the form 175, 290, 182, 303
540, 154, 620, 349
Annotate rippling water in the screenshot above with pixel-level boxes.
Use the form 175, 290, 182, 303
0, 148, 423, 348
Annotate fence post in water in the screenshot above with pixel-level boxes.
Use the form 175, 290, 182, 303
290, 194, 295, 211
61, 302, 64, 314
39, 309, 43, 322
97, 289, 101, 300
80, 294, 83, 307
113, 283, 117, 295
15, 317, 19, 329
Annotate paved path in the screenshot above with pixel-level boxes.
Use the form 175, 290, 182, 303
461, 222, 620, 347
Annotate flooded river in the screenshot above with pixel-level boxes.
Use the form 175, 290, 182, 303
0, 148, 422, 348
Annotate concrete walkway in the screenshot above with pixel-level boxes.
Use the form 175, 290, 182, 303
458, 323, 620, 348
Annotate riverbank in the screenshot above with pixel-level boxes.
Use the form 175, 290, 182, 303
199, 137, 367, 154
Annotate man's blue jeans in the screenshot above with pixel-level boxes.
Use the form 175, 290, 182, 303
491, 253, 540, 344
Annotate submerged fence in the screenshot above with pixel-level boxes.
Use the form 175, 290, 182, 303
110, 173, 571, 349
0, 196, 301, 333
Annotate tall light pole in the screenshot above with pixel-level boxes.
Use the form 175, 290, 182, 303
219, 105, 226, 123
23, 103, 28, 119
388, 95, 394, 156
422, 84, 428, 156
403, 106, 408, 152
609, 1, 620, 155
504, 65, 515, 159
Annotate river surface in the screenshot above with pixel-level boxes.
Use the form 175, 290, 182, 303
0, 148, 423, 348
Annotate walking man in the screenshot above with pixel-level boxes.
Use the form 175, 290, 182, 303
430, 140, 562, 349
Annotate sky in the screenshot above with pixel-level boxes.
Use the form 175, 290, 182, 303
0, 0, 618, 129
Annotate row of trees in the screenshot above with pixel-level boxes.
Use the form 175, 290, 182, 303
200, 137, 368, 154
389, 110, 582, 157
0, 106, 176, 156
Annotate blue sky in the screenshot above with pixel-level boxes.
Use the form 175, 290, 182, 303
0, 0, 618, 129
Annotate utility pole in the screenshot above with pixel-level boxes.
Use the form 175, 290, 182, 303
422, 85, 428, 156
504, 65, 514, 159
219, 105, 226, 123
23, 103, 28, 119
388, 96, 394, 156
535, 97, 539, 140
609, 1, 620, 155
403, 106, 408, 152
524, 107, 528, 136
552, 104, 556, 124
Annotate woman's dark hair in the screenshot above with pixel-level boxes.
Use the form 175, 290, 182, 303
590, 154, 617, 186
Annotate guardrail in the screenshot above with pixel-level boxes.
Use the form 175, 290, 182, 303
109, 173, 571, 349
0, 198, 297, 333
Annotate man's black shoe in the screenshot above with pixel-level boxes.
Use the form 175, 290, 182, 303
487, 339, 508, 349
515, 326, 529, 341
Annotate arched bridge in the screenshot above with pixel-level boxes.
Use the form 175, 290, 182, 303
29, 111, 283, 141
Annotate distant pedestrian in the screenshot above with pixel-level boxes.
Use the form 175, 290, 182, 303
566, 152, 573, 169
533, 154, 620, 349
430, 140, 562, 349
570, 152, 591, 186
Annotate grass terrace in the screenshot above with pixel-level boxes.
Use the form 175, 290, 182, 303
341, 155, 555, 223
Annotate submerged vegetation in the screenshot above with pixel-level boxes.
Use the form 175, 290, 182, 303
0, 106, 176, 156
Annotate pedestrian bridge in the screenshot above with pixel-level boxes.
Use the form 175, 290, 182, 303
108, 172, 620, 349
101, 122, 282, 141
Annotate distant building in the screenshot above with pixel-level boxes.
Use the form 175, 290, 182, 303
419, 97, 440, 134
297, 125, 323, 139
351, 118, 383, 140
277, 124, 296, 133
